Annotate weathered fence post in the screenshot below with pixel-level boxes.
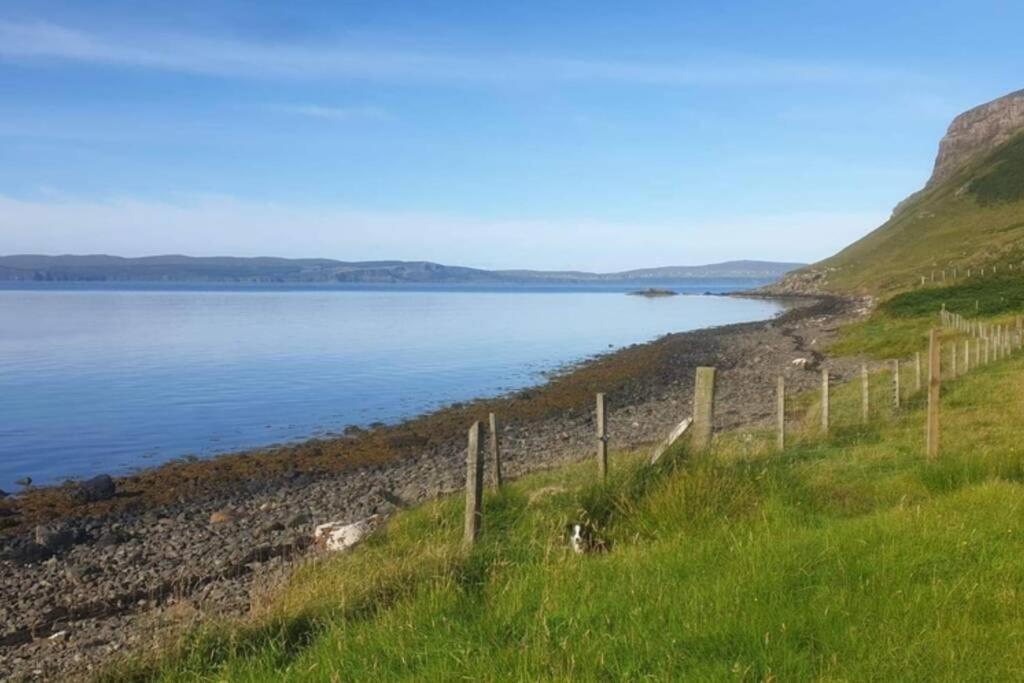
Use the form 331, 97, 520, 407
984, 337, 990, 365
820, 369, 830, 434
693, 367, 716, 452
892, 359, 900, 408
927, 330, 941, 459
595, 393, 608, 479
776, 375, 786, 451
488, 412, 502, 489
915, 352, 922, 392
464, 421, 484, 548
861, 363, 869, 423
963, 339, 970, 374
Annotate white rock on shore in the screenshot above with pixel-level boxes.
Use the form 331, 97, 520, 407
313, 516, 377, 553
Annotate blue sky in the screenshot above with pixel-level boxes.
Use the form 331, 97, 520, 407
0, 1, 1022, 270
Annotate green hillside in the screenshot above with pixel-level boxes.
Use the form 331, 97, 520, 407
810, 131, 1024, 296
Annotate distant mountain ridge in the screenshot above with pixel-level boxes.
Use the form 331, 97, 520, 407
0, 255, 802, 284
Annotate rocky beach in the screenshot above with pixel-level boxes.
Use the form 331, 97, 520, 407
0, 293, 866, 681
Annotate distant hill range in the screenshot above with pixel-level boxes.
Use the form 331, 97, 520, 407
0, 255, 803, 284
771, 87, 1024, 296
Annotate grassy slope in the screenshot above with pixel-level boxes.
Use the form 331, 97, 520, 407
106, 281, 1024, 682
815, 132, 1024, 297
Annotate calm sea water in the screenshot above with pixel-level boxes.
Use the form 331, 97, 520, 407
0, 282, 781, 490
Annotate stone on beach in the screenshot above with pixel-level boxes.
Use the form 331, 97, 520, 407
313, 516, 377, 552
209, 510, 238, 525
71, 475, 117, 504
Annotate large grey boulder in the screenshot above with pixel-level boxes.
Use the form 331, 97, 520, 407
71, 474, 116, 504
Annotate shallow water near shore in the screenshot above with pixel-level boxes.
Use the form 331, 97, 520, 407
0, 282, 781, 490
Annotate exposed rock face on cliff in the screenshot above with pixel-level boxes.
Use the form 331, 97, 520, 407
928, 89, 1024, 187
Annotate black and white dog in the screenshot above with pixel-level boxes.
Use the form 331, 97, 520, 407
567, 523, 609, 555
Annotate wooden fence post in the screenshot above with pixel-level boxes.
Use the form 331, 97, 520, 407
892, 359, 900, 408
463, 422, 484, 548
776, 375, 786, 451
915, 352, 922, 392
963, 339, 970, 373
596, 393, 608, 479
693, 367, 716, 452
983, 337, 990, 365
821, 369, 830, 434
861, 363, 869, 423
488, 412, 502, 489
927, 330, 940, 459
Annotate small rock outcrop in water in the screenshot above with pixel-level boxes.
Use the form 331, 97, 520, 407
15, 477, 31, 488
71, 474, 116, 504
626, 288, 678, 298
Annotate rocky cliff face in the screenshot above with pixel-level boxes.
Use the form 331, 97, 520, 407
928, 89, 1024, 187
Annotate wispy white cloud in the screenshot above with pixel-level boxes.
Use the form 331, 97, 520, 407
0, 192, 884, 269
268, 104, 392, 122
0, 20, 923, 88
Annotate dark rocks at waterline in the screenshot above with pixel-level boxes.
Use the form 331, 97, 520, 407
36, 524, 91, 553
0, 489, 8, 498
15, 477, 32, 488
71, 474, 116, 504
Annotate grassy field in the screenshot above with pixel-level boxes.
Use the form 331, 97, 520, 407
104, 295, 1024, 681
832, 274, 1024, 359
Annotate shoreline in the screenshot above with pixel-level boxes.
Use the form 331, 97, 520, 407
0, 292, 796, 530
1, 285, 779, 497
0, 291, 863, 680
